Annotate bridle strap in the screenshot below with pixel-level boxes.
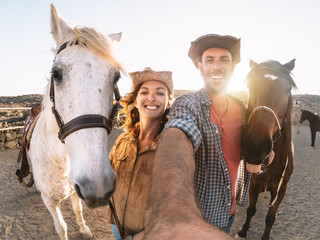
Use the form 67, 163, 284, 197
58, 114, 113, 141
109, 85, 121, 121
50, 76, 65, 130
50, 41, 121, 143
109, 197, 125, 238
247, 106, 282, 142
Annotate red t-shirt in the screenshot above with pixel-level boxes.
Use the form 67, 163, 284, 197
210, 96, 243, 216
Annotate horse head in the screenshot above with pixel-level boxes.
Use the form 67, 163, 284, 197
299, 110, 308, 124
48, 4, 123, 207
243, 59, 296, 166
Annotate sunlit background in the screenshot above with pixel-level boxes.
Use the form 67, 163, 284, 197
1, 0, 319, 96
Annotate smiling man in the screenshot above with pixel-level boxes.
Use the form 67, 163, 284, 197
144, 34, 251, 237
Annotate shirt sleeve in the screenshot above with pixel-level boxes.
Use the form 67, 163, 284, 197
164, 95, 203, 152
235, 157, 251, 206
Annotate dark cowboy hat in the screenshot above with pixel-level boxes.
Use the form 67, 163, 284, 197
129, 67, 174, 95
188, 34, 241, 67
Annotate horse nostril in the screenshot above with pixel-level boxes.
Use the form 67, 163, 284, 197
104, 185, 116, 202
104, 190, 113, 202
75, 183, 96, 206
74, 183, 85, 200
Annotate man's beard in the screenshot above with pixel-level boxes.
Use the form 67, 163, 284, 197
203, 70, 229, 95
204, 81, 221, 95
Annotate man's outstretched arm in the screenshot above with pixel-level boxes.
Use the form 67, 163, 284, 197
143, 128, 232, 240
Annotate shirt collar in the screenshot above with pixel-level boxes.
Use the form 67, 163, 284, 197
138, 134, 160, 154
195, 88, 212, 106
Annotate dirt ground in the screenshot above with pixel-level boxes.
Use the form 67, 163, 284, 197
0, 126, 319, 240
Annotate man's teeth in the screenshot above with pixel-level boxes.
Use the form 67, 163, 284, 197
146, 106, 158, 110
211, 76, 223, 79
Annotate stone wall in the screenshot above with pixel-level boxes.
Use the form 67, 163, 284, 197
0, 128, 23, 150
0, 115, 27, 150
0, 94, 42, 151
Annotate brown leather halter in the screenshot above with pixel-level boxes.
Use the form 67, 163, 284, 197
50, 41, 121, 143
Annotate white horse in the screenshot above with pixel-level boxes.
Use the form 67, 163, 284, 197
27, 4, 123, 239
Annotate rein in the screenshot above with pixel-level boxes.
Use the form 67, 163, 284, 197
263, 155, 289, 207
50, 41, 121, 143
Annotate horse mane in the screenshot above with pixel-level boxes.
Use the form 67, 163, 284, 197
282, 93, 293, 149
301, 109, 320, 119
246, 60, 297, 90
61, 26, 125, 73
302, 109, 314, 115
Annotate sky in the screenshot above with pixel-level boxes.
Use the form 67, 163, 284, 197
1, 0, 320, 97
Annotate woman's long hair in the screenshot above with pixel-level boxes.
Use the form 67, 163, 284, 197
116, 84, 173, 137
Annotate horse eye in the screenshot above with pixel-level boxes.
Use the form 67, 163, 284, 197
114, 71, 120, 84
51, 68, 63, 83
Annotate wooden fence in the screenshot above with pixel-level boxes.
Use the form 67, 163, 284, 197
0, 107, 29, 149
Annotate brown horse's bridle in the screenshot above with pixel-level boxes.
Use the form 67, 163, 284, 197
247, 106, 283, 142
50, 41, 121, 143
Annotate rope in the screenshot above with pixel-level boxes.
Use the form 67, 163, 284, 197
264, 155, 289, 207
248, 106, 281, 131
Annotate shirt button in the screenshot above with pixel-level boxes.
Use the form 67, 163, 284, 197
228, 203, 231, 206
225, 168, 228, 172
227, 185, 231, 189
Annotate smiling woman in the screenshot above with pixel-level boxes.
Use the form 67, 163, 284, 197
106, 67, 174, 240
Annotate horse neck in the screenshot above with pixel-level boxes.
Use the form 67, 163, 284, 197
307, 111, 317, 121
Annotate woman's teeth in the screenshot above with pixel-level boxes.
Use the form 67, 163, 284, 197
146, 105, 158, 110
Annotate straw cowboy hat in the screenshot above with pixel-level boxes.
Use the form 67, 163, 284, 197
188, 34, 241, 67
129, 67, 174, 95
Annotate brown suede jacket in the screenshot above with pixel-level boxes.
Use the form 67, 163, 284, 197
107, 131, 159, 236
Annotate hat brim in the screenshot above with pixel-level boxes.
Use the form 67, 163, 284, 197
188, 34, 241, 67
129, 70, 173, 95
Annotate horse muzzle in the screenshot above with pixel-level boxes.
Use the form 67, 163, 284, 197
246, 150, 275, 174
74, 176, 116, 208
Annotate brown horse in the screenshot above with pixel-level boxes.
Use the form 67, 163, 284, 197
236, 59, 296, 240
300, 109, 320, 147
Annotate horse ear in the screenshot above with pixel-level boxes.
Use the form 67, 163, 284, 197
283, 59, 296, 72
50, 4, 73, 45
249, 59, 258, 69
108, 32, 122, 42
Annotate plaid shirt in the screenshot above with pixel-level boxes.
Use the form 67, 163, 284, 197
165, 88, 251, 228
